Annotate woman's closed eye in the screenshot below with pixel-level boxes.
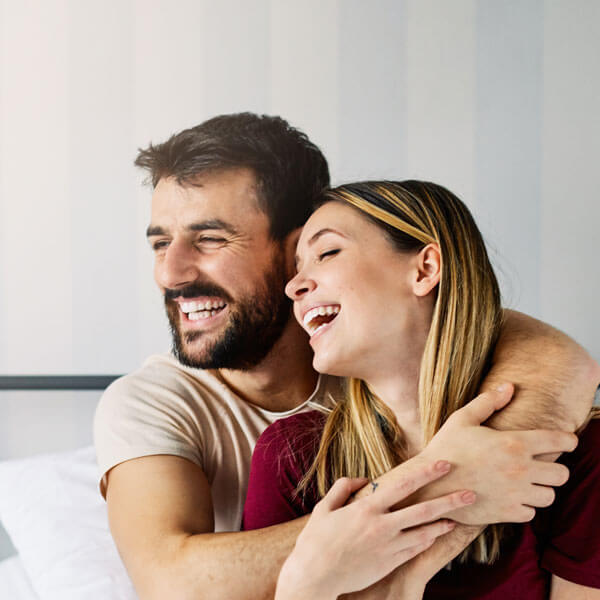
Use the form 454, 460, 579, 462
318, 248, 340, 262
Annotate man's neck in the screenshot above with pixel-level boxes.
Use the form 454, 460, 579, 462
217, 319, 318, 412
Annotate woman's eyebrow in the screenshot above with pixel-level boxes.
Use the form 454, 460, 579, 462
295, 228, 348, 268
306, 227, 347, 246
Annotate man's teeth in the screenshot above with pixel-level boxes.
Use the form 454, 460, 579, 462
181, 300, 227, 320
303, 305, 340, 332
188, 309, 223, 321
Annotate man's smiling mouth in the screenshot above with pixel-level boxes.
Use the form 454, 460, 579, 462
180, 299, 227, 321
302, 305, 340, 335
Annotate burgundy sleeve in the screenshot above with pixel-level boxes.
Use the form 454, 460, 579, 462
242, 410, 325, 530
537, 418, 600, 587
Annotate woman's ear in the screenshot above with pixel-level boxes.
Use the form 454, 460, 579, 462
413, 243, 441, 296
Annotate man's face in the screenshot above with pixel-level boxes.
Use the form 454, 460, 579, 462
147, 168, 292, 370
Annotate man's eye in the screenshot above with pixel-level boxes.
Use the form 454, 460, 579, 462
198, 236, 226, 245
318, 249, 340, 261
151, 240, 169, 252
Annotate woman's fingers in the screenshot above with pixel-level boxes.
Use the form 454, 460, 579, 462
517, 429, 578, 456
392, 519, 455, 553
318, 477, 369, 511
529, 460, 570, 487
525, 484, 556, 508
369, 460, 452, 511
391, 490, 476, 530
391, 536, 437, 565
451, 384, 514, 426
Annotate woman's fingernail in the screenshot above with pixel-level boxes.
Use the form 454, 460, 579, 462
496, 383, 507, 392
461, 491, 476, 504
435, 460, 451, 472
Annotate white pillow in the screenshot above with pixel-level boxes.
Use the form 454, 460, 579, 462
0, 446, 137, 600
0, 555, 39, 600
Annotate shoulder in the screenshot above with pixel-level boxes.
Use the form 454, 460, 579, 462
560, 417, 600, 473
252, 410, 327, 476
95, 354, 233, 424
533, 418, 600, 587
256, 410, 327, 451
93, 355, 231, 491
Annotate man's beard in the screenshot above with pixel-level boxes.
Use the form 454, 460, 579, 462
165, 254, 291, 371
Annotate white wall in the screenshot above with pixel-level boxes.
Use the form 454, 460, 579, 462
1, 0, 599, 378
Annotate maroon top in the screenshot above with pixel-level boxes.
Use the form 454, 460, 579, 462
243, 412, 600, 598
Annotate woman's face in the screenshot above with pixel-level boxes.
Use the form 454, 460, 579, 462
286, 201, 434, 379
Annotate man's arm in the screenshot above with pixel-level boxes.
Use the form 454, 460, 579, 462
106, 455, 306, 600
482, 310, 599, 431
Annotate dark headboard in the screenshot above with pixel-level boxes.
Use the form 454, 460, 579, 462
0, 375, 121, 391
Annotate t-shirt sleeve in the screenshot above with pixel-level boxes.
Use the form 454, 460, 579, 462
93, 371, 205, 498
537, 418, 600, 587
242, 411, 325, 530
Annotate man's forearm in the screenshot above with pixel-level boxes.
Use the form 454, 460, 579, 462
124, 517, 307, 600
483, 310, 599, 431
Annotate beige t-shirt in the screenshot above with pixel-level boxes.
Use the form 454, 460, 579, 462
93, 353, 340, 532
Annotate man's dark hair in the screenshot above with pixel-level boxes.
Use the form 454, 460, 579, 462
135, 113, 330, 240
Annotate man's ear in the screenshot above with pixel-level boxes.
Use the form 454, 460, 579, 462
282, 227, 302, 276
413, 243, 441, 297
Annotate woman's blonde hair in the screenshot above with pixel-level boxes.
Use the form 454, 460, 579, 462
300, 180, 505, 563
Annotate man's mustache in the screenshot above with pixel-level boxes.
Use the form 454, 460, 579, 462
164, 283, 233, 302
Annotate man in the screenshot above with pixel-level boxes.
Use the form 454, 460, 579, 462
94, 113, 599, 599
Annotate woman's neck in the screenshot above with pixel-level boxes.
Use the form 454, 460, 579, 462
364, 331, 429, 456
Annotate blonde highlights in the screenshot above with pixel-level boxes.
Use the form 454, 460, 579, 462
302, 181, 504, 563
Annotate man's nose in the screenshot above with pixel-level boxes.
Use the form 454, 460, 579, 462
155, 240, 201, 290
285, 270, 316, 300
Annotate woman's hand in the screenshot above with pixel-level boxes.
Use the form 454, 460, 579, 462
417, 384, 578, 525
275, 461, 475, 600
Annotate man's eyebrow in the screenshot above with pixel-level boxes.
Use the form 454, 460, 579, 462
188, 219, 238, 235
146, 219, 238, 238
146, 225, 165, 238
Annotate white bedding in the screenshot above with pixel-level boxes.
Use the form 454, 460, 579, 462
0, 555, 38, 600
0, 446, 137, 600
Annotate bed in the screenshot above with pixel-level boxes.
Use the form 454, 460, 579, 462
0, 376, 137, 600
2, 377, 598, 599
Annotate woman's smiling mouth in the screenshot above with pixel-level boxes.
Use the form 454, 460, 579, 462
302, 304, 341, 336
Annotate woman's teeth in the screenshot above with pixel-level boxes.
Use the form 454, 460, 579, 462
303, 305, 340, 334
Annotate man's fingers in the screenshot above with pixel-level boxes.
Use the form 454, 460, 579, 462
517, 430, 578, 456
391, 490, 476, 530
319, 477, 369, 511
453, 384, 514, 426
368, 461, 452, 511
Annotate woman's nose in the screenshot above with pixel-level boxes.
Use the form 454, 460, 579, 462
285, 270, 316, 300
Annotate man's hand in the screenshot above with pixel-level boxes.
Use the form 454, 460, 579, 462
275, 462, 476, 600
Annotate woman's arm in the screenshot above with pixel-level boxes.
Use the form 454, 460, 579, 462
550, 576, 600, 600
274, 464, 474, 600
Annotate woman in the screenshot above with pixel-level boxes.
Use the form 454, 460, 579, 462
243, 181, 600, 598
